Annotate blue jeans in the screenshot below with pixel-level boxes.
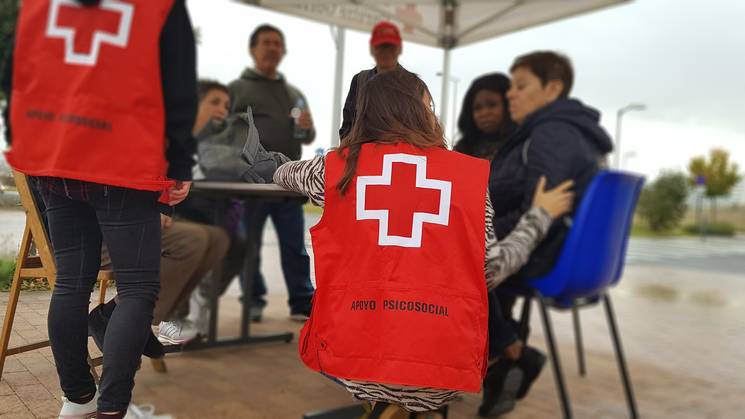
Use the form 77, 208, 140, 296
34, 177, 161, 413
244, 200, 314, 312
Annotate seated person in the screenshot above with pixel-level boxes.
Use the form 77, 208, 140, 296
89, 80, 232, 350
453, 72, 515, 160
482, 51, 613, 415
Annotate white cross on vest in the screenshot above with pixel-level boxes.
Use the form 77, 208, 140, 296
356, 153, 452, 248
46, 0, 134, 66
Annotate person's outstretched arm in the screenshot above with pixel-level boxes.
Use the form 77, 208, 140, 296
273, 154, 326, 207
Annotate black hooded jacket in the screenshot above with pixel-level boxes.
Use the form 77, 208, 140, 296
489, 98, 614, 278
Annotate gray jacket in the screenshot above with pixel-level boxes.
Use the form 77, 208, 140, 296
197, 108, 290, 183
228, 68, 315, 160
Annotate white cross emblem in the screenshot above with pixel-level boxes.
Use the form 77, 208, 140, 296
356, 153, 452, 248
46, 0, 134, 66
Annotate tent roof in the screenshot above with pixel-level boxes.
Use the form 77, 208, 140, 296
235, 0, 630, 49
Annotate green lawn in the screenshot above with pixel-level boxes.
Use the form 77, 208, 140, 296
303, 203, 323, 215
630, 224, 692, 238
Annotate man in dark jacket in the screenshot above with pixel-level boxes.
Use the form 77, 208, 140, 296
480, 51, 613, 416
338, 21, 405, 140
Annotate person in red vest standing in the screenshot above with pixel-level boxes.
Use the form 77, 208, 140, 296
274, 69, 574, 418
6, 0, 196, 417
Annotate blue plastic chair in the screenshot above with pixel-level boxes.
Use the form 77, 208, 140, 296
517, 171, 644, 419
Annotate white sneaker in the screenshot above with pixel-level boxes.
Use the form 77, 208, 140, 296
157, 319, 199, 345
124, 403, 173, 419
58, 391, 97, 419
186, 289, 209, 335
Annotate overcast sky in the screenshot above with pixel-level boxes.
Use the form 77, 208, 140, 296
187, 0, 745, 183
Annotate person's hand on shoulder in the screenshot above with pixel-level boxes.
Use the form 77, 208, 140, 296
532, 176, 574, 219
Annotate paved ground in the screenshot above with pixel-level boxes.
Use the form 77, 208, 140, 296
1, 211, 745, 418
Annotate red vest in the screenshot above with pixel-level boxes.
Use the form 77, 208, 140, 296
300, 142, 489, 392
7, 0, 175, 191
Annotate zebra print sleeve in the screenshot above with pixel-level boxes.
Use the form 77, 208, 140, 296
484, 191, 552, 284
273, 155, 326, 207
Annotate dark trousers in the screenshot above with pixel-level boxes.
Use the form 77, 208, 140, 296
244, 200, 314, 312
35, 177, 161, 413
488, 280, 529, 359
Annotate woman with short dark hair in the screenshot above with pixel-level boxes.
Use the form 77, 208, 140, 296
482, 50, 614, 416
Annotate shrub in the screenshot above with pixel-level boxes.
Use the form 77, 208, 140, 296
684, 222, 735, 237
0, 258, 15, 290
637, 171, 689, 232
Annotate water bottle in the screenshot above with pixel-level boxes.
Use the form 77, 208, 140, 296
291, 97, 308, 140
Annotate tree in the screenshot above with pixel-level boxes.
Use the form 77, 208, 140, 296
688, 148, 742, 221
0, 0, 18, 102
638, 171, 689, 232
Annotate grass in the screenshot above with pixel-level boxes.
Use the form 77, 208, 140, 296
303, 203, 323, 215
630, 224, 691, 238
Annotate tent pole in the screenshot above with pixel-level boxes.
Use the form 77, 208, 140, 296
330, 25, 346, 148
440, 47, 451, 146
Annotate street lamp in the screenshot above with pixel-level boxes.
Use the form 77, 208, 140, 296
621, 151, 637, 170
436, 72, 460, 145
614, 103, 646, 169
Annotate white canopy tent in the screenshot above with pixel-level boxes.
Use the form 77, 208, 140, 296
235, 0, 630, 145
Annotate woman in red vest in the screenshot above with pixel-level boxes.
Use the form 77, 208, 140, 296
273, 69, 573, 418
7, 1, 196, 417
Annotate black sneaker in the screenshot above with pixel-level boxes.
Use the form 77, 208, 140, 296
515, 346, 547, 400
289, 306, 311, 322
478, 359, 522, 417
88, 304, 164, 359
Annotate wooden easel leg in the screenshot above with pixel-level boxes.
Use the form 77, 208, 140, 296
88, 354, 101, 384
0, 227, 33, 379
98, 279, 108, 305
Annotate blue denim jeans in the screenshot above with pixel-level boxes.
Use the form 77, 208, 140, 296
34, 177, 161, 413
243, 200, 314, 313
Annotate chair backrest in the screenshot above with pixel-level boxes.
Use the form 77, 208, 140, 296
527, 171, 645, 300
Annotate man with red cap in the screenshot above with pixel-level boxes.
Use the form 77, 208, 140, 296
338, 21, 406, 140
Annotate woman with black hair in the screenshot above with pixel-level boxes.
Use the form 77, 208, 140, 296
454, 73, 515, 160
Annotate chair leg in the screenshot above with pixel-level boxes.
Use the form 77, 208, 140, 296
0, 228, 33, 380
150, 357, 167, 373
603, 294, 639, 419
572, 306, 586, 377
538, 298, 572, 419
87, 354, 100, 384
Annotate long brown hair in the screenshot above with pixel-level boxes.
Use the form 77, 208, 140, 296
337, 69, 445, 194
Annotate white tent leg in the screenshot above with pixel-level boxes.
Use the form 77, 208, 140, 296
440, 47, 452, 146
330, 25, 346, 148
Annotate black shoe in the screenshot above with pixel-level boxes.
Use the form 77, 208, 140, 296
88, 304, 165, 359
290, 300, 312, 322
515, 346, 547, 400
478, 359, 522, 417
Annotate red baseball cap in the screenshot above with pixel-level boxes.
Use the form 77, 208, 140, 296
370, 21, 402, 47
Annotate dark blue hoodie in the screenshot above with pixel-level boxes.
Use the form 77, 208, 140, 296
489, 98, 614, 278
